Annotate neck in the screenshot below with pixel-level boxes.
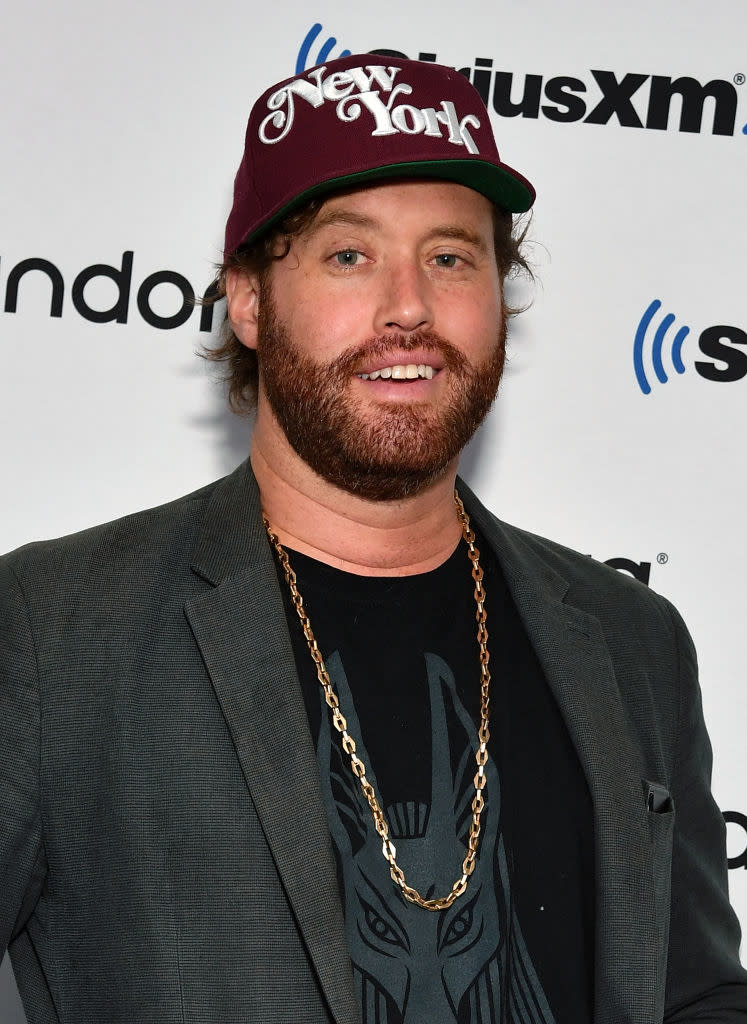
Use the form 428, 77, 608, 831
251, 419, 463, 577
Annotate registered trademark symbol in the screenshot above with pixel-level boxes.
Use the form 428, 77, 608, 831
734, 73, 746, 86
657, 552, 669, 565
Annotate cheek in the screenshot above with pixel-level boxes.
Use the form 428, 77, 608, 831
442, 292, 503, 352
294, 292, 374, 355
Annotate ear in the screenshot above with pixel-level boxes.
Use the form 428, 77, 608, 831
225, 268, 261, 351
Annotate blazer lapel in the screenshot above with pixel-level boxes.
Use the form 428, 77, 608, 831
184, 461, 358, 1024
181, 461, 661, 1023
462, 482, 660, 1024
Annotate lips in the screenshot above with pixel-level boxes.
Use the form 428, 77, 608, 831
354, 345, 446, 381
358, 363, 437, 381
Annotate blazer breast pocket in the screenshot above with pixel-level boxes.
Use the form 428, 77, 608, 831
643, 779, 675, 847
643, 779, 675, 950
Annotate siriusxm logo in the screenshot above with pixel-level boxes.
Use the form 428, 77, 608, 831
633, 301, 689, 394
296, 23, 351, 75
633, 300, 747, 394
297, 25, 746, 137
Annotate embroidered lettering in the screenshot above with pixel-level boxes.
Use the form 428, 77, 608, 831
259, 66, 329, 144
257, 65, 483, 153
435, 102, 481, 153
339, 84, 414, 136
391, 104, 428, 134
421, 107, 444, 137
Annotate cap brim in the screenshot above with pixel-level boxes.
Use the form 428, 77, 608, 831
240, 159, 535, 249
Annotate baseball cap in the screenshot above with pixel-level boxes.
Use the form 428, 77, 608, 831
224, 54, 536, 255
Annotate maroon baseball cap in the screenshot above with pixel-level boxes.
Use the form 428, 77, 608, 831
224, 54, 536, 255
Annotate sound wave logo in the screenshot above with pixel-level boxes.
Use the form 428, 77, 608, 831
633, 299, 691, 395
296, 23, 351, 74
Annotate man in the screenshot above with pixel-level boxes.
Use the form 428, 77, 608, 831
1, 54, 745, 1024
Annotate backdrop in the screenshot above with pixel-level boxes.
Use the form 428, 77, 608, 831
2, 0, 745, 1018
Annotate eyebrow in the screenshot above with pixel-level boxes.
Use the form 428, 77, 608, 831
309, 210, 489, 253
421, 225, 489, 253
310, 210, 379, 233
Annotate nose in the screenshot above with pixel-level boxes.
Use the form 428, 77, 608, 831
373, 259, 433, 335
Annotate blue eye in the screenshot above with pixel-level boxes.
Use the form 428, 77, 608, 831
435, 253, 458, 268
334, 250, 361, 266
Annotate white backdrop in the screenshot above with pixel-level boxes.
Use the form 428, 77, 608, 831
2, 1, 746, 1018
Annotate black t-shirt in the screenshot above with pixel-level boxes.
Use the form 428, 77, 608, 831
276, 531, 594, 1024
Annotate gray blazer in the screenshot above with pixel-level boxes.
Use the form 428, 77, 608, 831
1, 459, 746, 1023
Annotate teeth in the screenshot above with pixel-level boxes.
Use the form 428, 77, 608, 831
358, 364, 437, 381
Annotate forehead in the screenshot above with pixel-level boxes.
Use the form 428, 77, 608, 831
302, 179, 496, 239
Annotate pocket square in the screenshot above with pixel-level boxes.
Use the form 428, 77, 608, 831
643, 779, 674, 814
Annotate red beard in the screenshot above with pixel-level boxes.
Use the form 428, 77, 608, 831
256, 292, 506, 501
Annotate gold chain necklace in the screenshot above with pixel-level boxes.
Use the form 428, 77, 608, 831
263, 490, 491, 912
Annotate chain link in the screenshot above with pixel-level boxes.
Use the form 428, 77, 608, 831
264, 490, 491, 912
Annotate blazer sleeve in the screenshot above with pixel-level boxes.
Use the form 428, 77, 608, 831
663, 598, 747, 1021
0, 556, 45, 955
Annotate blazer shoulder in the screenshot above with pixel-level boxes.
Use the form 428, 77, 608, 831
464, 486, 680, 644
2, 474, 225, 584
508, 516, 652, 590
509, 514, 674, 613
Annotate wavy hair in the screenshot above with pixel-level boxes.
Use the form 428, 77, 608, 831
203, 196, 531, 414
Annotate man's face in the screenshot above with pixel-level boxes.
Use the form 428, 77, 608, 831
249, 180, 506, 500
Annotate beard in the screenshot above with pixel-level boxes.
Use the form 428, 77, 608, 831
256, 293, 506, 502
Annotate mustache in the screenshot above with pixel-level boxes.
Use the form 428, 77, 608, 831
331, 331, 469, 376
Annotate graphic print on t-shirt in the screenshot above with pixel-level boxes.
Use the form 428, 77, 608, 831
317, 649, 556, 1024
